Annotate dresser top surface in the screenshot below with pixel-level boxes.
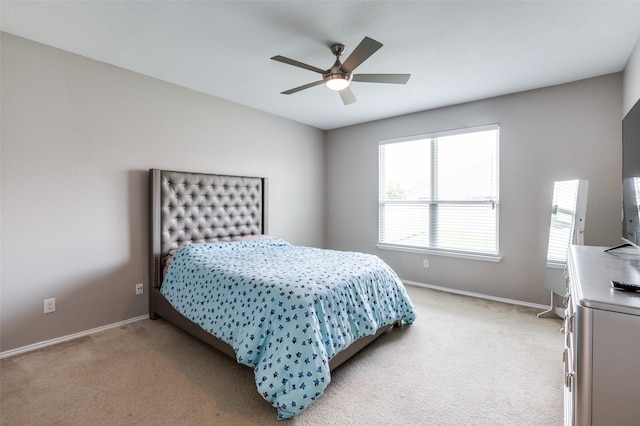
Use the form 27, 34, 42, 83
570, 245, 640, 315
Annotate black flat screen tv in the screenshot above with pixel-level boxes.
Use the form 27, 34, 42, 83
620, 98, 640, 249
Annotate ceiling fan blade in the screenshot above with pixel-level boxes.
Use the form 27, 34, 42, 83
271, 55, 326, 74
339, 86, 357, 105
341, 37, 383, 73
281, 80, 324, 95
352, 74, 411, 84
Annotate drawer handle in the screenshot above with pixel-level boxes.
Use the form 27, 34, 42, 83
567, 314, 574, 333
565, 372, 573, 389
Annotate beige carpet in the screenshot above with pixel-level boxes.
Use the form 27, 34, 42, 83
1, 286, 563, 425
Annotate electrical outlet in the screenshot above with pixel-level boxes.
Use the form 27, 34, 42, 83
44, 298, 56, 314
423, 259, 429, 268
135, 283, 144, 296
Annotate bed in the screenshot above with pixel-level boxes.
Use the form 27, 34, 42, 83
148, 169, 416, 419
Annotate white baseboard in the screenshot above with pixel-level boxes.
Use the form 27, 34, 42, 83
0, 314, 149, 360
1, 284, 548, 359
404, 280, 549, 311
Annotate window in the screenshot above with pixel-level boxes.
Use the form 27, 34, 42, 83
378, 124, 499, 258
546, 179, 588, 266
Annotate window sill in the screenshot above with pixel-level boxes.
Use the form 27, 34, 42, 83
376, 243, 502, 262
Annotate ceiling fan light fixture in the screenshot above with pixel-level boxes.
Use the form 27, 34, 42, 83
324, 73, 351, 91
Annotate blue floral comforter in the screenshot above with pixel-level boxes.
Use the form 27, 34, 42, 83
161, 238, 416, 419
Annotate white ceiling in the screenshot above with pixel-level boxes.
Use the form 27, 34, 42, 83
2, 1, 640, 130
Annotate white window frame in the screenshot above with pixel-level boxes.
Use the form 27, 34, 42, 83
377, 124, 501, 261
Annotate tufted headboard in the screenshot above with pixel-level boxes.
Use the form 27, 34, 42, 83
149, 169, 268, 290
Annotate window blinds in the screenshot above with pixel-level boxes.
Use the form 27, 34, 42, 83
379, 125, 499, 256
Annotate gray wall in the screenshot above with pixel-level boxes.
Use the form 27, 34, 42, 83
325, 74, 623, 305
0, 34, 325, 352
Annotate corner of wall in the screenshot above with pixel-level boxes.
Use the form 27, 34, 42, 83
623, 37, 640, 116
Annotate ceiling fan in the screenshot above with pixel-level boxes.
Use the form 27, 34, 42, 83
271, 36, 410, 105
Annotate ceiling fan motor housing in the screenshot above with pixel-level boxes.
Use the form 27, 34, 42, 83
324, 59, 351, 81
324, 45, 351, 90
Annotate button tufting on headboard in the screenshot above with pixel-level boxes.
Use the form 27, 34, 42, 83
150, 169, 267, 292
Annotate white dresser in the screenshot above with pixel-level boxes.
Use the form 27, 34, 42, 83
564, 245, 640, 425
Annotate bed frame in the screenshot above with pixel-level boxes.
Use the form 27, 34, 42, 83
149, 168, 395, 370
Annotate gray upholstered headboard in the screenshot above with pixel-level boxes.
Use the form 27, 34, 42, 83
149, 169, 268, 290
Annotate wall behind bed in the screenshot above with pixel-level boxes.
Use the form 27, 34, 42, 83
0, 33, 325, 353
